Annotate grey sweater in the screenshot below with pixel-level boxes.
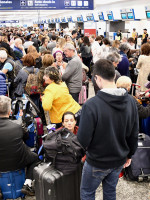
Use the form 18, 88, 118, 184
62, 55, 82, 93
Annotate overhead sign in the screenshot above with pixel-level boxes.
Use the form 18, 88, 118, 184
0, 20, 19, 23
0, 0, 93, 10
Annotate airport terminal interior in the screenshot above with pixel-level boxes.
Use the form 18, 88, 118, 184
0, 0, 150, 199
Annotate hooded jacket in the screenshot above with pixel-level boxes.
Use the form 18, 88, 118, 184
77, 88, 139, 169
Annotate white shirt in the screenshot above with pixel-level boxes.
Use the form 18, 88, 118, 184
91, 41, 102, 63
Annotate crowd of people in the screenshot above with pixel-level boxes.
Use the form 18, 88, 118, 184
0, 26, 150, 199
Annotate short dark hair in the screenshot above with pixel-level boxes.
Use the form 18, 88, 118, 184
102, 38, 111, 45
26, 35, 31, 41
41, 37, 47, 44
51, 35, 57, 41
72, 30, 77, 35
93, 59, 115, 81
128, 37, 135, 43
62, 111, 76, 122
23, 53, 35, 67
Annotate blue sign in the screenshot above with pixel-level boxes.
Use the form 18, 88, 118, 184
0, 0, 93, 10
0, 20, 19, 23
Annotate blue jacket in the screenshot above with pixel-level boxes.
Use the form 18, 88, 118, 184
117, 51, 129, 76
0, 72, 7, 95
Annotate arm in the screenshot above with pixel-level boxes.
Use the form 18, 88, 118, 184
42, 87, 54, 111
126, 101, 139, 159
136, 56, 143, 69
77, 104, 97, 150
62, 60, 77, 81
2, 63, 13, 74
14, 69, 23, 83
135, 99, 150, 118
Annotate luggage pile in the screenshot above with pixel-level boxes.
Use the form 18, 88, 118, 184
11, 94, 44, 152
124, 133, 150, 182
34, 127, 85, 200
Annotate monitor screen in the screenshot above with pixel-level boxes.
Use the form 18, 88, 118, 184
77, 17, 82, 22
121, 13, 127, 19
127, 12, 134, 19
146, 11, 150, 19
108, 14, 113, 20
99, 15, 103, 20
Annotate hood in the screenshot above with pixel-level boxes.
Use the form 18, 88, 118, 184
97, 88, 128, 111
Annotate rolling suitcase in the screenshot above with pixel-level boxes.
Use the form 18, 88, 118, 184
125, 133, 150, 181
33, 163, 82, 200
78, 85, 87, 105
0, 169, 25, 199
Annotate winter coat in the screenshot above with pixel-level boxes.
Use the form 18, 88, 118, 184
0, 72, 7, 95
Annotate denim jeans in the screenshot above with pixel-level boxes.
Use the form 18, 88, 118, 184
80, 161, 123, 200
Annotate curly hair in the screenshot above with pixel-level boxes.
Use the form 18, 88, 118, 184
44, 66, 61, 84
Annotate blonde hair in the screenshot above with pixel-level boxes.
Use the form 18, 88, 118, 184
42, 54, 54, 67
116, 76, 132, 91
112, 40, 120, 48
57, 38, 66, 50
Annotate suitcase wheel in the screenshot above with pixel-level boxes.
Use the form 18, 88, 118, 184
138, 177, 143, 182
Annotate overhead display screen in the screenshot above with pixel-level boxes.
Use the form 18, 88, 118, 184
146, 11, 150, 19
107, 14, 113, 20
127, 12, 134, 19
0, 0, 93, 10
99, 15, 103, 20
121, 13, 127, 19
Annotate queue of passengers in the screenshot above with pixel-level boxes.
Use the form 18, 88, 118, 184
0, 26, 150, 198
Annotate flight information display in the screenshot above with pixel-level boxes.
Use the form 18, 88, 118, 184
0, 0, 93, 10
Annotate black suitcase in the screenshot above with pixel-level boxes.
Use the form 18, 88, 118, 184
125, 133, 150, 181
33, 162, 82, 200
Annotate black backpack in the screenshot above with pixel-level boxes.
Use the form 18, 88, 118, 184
43, 128, 85, 175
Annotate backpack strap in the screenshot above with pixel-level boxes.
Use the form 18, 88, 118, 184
23, 68, 30, 75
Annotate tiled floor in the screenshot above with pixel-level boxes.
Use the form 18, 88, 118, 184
96, 177, 150, 200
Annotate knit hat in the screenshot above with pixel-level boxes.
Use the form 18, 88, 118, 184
53, 50, 63, 59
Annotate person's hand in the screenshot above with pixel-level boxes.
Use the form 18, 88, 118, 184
123, 159, 132, 168
18, 44, 23, 50
145, 92, 150, 98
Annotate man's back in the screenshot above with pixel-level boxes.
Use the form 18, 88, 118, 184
77, 89, 138, 169
0, 118, 29, 172
62, 55, 82, 93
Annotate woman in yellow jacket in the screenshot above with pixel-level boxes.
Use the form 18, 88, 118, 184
42, 66, 81, 128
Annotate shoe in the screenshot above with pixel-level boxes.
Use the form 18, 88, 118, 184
21, 184, 35, 196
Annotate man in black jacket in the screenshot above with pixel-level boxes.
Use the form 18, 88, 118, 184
0, 96, 38, 196
77, 59, 139, 200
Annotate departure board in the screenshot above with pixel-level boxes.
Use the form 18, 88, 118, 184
0, 0, 93, 10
